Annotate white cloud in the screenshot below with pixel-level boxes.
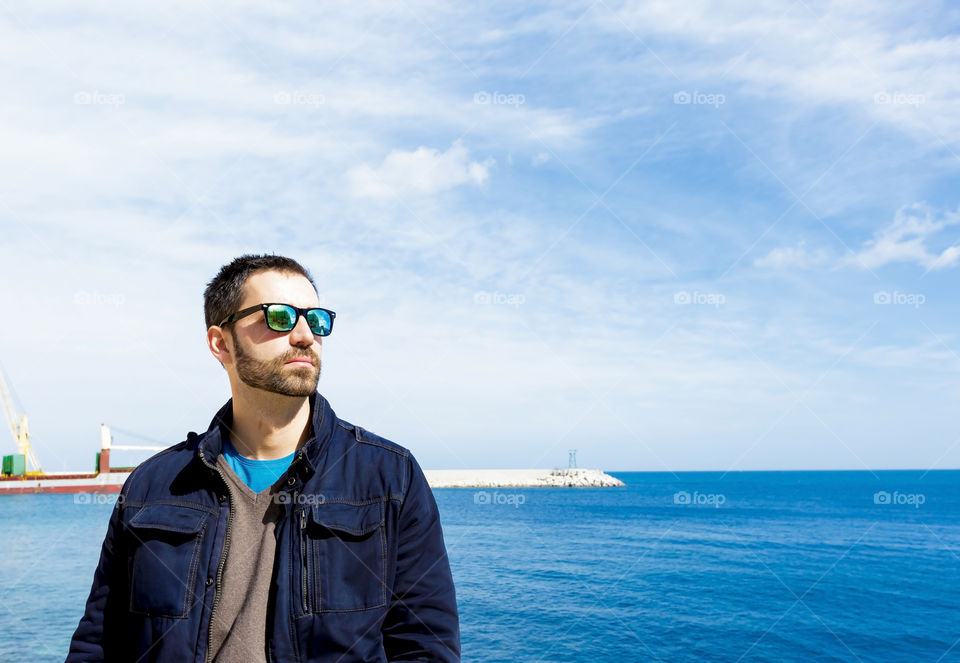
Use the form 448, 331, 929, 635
531, 151, 550, 166
754, 240, 830, 269
346, 140, 494, 199
757, 205, 960, 272
848, 203, 960, 271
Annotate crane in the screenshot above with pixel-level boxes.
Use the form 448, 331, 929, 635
0, 365, 42, 473
0, 363, 174, 479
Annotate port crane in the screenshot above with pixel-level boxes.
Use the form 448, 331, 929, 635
0, 364, 168, 477
0, 364, 42, 473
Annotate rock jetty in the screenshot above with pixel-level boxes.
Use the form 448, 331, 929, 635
423, 468, 625, 488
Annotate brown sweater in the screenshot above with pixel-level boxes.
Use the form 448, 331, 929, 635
208, 455, 285, 663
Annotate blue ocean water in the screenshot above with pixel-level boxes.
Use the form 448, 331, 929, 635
2, 470, 959, 662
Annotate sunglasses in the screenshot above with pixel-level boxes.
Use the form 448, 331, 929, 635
218, 303, 336, 337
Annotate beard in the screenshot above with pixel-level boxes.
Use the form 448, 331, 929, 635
233, 337, 321, 397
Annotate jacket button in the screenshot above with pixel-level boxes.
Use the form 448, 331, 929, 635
206, 576, 214, 587
218, 493, 226, 503
287, 477, 296, 486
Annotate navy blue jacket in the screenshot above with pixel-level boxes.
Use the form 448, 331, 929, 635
66, 392, 460, 662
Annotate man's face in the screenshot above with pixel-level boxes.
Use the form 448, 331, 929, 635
225, 270, 322, 397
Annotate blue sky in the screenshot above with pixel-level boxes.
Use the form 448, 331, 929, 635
1, 1, 959, 472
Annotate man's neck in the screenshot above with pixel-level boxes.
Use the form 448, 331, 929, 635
226, 387, 313, 460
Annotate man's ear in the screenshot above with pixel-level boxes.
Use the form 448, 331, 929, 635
207, 326, 233, 366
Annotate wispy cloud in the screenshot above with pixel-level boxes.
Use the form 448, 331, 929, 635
755, 240, 831, 269
609, 0, 960, 142
346, 141, 494, 199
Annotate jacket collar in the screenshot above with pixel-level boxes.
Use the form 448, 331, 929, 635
196, 390, 336, 478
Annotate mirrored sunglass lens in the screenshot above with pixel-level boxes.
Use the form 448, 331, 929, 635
306, 309, 331, 335
266, 305, 296, 331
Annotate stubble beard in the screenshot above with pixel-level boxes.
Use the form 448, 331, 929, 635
233, 336, 321, 397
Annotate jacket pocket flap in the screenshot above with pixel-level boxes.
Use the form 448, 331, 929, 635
129, 503, 207, 534
308, 502, 383, 535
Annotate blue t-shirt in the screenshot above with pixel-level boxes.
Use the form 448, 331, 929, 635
222, 438, 296, 493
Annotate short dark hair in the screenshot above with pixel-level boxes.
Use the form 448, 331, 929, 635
203, 254, 317, 330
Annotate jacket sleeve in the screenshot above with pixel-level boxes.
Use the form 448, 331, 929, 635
65, 485, 131, 663
381, 454, 461, 662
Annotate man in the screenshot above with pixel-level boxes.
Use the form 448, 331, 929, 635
66, 254, 460, 662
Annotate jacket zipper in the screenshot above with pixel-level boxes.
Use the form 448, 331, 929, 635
299, 507, 308, 614
202, 451, 234, 663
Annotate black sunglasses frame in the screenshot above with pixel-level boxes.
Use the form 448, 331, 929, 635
218, 303, 336, 337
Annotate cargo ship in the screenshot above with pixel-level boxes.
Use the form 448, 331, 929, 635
0, 366, 165, 495
1, 424, 140, 494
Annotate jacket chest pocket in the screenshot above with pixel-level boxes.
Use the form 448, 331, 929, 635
297, 501, 387, 614
127, 503, 208, 619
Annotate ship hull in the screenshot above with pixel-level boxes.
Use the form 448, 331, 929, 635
0, 472, 131, 494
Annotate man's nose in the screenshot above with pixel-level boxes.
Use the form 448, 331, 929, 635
289, 314, 316, 346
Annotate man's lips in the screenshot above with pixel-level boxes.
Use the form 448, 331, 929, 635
285, 357, 315, 367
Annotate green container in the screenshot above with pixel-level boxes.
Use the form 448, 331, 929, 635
3, 454, 25, 476
95, 451, 101, 472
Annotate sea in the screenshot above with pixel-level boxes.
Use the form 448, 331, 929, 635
2, 470, 959, 662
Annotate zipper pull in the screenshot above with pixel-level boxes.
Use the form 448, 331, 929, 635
300, 509, 306, 529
